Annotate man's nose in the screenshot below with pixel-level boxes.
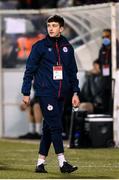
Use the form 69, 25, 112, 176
49, 27, 53, 31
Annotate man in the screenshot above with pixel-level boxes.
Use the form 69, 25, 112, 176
99, 29, 112, 80
21, 15, 80, 173
80, 60, 105, 113
98, 29, 119, 114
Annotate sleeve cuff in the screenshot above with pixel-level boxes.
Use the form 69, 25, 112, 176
73, 92, 78, 96
23, 93, 30, 96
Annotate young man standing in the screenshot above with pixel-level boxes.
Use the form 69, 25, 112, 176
21, 15, 80, 173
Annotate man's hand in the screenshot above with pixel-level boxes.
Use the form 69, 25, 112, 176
72, 94, 80, 107
20, 102, 28, 111
22, 96, 30, 106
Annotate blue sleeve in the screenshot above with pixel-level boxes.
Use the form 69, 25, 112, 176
68, 46, 80, 95
21, 43, 42, 95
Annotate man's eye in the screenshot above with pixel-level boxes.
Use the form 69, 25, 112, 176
53, 25, 58, 27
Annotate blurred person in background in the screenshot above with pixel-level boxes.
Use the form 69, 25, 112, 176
80, 59, 105, 114
98, 29, 119, 114
16, 33, 46, 66
19, 92, 43, 139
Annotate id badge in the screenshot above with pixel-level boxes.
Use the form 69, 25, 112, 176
53, 65, 63, 80
102, 64, 110, 76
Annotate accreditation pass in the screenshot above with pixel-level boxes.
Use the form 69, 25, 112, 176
53, 65, 63, 80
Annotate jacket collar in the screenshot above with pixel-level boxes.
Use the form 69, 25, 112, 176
45, 34, 69, 47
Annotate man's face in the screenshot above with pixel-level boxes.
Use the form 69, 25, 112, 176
102, 31, 111, 40
93, 63, 100, 74
47, 22, 64, 37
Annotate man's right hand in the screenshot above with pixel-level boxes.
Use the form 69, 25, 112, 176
22, 96, 30, 106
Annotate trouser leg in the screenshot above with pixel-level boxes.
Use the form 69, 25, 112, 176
38, 120, 51, 156
38, 96, 64, 155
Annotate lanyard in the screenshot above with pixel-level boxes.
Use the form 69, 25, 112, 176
105, 49, 110, 64
55, 41, 61, 65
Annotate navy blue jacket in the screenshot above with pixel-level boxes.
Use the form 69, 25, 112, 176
21, 35, 80, 97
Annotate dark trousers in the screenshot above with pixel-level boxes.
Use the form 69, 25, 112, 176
103, 77, 112, 114
38, 96, 64, 156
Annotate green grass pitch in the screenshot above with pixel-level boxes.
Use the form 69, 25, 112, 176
0, 138, 119, 179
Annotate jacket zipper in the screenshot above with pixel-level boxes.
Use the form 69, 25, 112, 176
55, 40, 62, 97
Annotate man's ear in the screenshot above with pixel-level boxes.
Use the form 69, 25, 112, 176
60, 27, 64, 33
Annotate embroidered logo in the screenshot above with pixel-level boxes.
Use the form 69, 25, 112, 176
63, 47, 68, 52
47, 104, 53, 111
48, 48, 52, 52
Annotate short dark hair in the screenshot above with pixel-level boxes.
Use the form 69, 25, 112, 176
103, 29, 111, 34
93, 59, 100, 65
47, 15, 64, 27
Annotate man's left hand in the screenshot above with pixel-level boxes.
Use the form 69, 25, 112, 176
72, 94, 80, 107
